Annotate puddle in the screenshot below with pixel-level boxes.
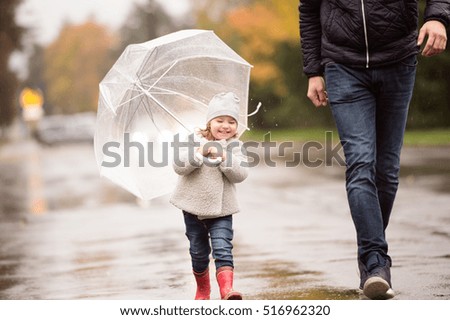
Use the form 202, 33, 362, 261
252, 287, 360, 300
241, 260, 359, 300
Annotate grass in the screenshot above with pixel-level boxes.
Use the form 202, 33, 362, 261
242, 127, 450, 147
241, 128, 339, 143
403, 129, 450, 146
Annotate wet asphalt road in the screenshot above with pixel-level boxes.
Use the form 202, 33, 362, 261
0, 139, 449, 300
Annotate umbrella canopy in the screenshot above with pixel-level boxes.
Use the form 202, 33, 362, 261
94, 29, 252, 200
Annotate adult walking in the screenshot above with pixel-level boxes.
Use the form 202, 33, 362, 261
299, 0, 449, 299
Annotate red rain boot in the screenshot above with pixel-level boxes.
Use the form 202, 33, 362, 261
216, 266, 242, 300
193, 268, 211, 300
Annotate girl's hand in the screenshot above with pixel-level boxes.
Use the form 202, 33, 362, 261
198, 143, 227, 161
208, 146, 219, 158
198, 145, 221, 158
209, 147, 227, 162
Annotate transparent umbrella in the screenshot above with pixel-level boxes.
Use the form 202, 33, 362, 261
94, 29, 252, 200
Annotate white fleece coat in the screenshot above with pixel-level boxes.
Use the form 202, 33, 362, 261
170, 132, 248, 218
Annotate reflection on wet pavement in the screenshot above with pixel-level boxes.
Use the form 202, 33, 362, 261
0, 253, 22, 298
0, 140, 449, 299
254, 287, 360, 300
241, 260, 361, 300
0, 162, 27, 218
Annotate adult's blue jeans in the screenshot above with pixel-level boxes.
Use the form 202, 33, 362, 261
324, 55, 417, 268
183, 211, 234, 273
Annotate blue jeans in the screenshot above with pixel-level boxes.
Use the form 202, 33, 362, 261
324, 55, 417, 268
183, 211, 234, 273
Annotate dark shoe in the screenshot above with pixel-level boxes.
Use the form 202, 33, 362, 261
363, 277, 395, 300
358, 259, 370, 290
359, 256, 395, 300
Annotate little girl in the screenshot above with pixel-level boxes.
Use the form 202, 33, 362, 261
170, 92, 249, 300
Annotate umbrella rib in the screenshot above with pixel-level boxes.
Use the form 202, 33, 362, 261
146, 93, 190, 131
147, 60, 179, 91
124, 86, 147, 132
125, 83, 190, 132
102, 66, 147, 114
150, 86, 208, 110
131, 62, 192, 131
116, 91, 146, 109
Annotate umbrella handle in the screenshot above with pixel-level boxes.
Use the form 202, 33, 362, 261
248, 102, 262, 117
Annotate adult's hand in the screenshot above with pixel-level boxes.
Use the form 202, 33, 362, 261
307, 76, 328, 107
418, 20, 447, 57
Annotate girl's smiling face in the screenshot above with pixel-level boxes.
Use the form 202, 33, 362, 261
209, 116, 237, 140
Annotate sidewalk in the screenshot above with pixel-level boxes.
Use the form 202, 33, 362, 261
0, 141, 449, 299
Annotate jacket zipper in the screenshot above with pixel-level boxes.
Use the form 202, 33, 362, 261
360, 0, 370, 68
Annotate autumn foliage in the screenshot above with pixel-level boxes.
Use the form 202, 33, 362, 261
20, 0, 450, 128
193, 0, 325, 128
44, 22, 116, 114
0, 0, 24, 133
196, 0, 299, 96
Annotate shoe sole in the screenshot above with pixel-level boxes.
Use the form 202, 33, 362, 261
363, 277, 394, 300
224, 291, 243, 300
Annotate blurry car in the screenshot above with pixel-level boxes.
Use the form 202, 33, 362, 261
36, 112, 96, 145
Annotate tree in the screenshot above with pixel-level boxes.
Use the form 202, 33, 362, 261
23, 44, 48, 112
192, 0, 333, 129
114, 0, 178, 57
190, 0, 248, 26
43, 21, 116, 114
408, 0, 450, 128
192, 0, 449, 129
0, 0, 25, 136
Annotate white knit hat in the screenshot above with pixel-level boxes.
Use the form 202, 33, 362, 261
206, 92, 240, 124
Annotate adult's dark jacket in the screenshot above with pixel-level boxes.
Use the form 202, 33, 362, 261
299, 0, 450, 77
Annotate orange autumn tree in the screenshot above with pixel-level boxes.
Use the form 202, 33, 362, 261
193, 0, 331, 129
225, 1, 299, 96
193, 0, 450, 129
194, 0, 298, 96
44, 22, 116, 114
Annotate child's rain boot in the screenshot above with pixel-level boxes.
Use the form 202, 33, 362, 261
216, 266, 242, 300
193, 268, 211, 300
